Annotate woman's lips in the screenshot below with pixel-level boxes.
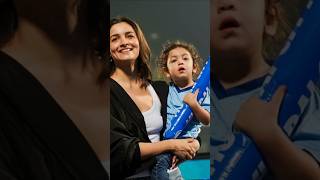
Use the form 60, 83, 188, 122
119, 48, 133, 53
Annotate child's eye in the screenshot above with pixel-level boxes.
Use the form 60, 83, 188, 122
170, 59, 177, 63
183, 57, 189, 61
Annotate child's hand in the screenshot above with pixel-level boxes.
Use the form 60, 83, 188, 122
170, 155, 181, 169
184, 88, 210, 125
183, 89, 200, 108
234, 86, 286, 141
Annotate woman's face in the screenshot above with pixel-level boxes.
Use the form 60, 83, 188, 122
211, 0, 267, 60
110, 22, 140, 63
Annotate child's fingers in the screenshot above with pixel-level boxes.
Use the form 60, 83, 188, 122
271, 85, 287, 110
194, 89, 200, 96
171, 156, 178, 169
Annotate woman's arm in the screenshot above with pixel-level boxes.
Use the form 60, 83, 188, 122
139, 138, 199, 160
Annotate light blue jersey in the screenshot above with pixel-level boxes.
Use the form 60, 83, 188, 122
165, 82, 210, 138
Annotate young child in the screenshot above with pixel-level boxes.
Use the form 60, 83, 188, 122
211, 0, 320, 179
151, 40, 210, 179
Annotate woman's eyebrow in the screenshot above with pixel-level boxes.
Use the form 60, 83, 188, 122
110, 31, 135, 37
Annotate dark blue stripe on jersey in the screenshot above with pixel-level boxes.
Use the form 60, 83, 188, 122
213, 75, 267, 99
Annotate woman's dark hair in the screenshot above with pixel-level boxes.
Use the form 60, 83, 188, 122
88, 0, 107, 60
0, 0, 108, 82
0, 0, 17, 47
88, 0, 108, 82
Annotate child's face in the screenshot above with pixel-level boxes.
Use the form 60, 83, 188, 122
166, 47, 196, 85
211, 0, 270, 59
110, 22, 140, 63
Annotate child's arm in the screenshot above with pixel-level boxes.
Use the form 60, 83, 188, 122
234, 86, 320, 179
183, 89, 210, 125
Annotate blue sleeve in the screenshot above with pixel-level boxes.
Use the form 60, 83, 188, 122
200, 87, 210, 112
292, 84, 320, 164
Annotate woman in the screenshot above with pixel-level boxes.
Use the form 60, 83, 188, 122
110, 16, 200, 179
0, 0, 108, 179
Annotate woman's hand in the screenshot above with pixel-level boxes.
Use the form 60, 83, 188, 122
139, 138, 199, 161
169, 138, 200, 160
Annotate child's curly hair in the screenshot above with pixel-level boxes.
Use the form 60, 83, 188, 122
158, 40, 203, 79
263, 0, 302, 61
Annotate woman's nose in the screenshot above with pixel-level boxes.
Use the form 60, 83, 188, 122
119, 36, 129, 47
